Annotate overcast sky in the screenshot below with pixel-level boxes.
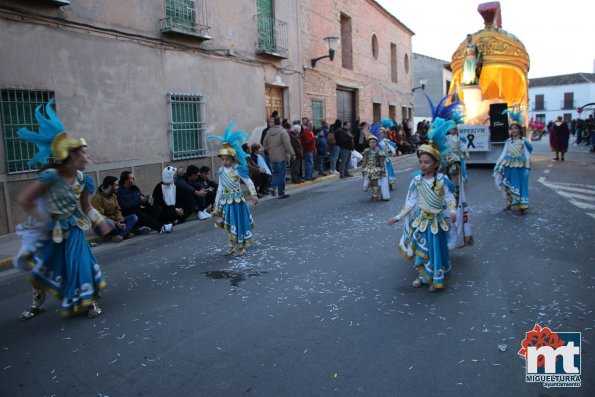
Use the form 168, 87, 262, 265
376, 0, 595, 78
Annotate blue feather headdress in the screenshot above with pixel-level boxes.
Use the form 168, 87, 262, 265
502, 105, 524, 127
207, 123, 250, 167
380, 118, 394, 130
369, 122, 382, 139
423, 92, 462, 122
16, 99, 64, 166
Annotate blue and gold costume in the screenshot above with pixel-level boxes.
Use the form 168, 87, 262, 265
493, 106, 532, 211
208, 123, 257, 255
28, 169, 106, 316
397, 174, 456, 289
212, 164, 256, 249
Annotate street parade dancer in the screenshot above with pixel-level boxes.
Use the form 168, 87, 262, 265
493, 105, 533, 214
361, 135, 387, 201
445, 114, 470, 182
441, 110, 474, 248
389, 113, 458, 292
14, 100, 112, 320
209, 123, 259, 256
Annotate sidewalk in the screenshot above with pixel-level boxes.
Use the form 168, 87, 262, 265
0, 169, 345, 272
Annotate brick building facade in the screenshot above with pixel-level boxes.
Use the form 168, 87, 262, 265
301, 0, 414, 128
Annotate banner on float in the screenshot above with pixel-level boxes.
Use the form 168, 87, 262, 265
459, 125, 490, 152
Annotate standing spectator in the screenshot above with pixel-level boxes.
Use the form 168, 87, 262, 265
175, 164, 211, 220
198, 166, 218, 210
117, 171, 165, 232
315, 126, 329, 176
549, 116, 570, 161
289, 124, 304, 183
263, 116, 295, 199
260, 116, 274, 170
335, 121, 354, 178
92, 176, 142, 243
152, 166, 184, 229
327, 120, 341, 174
302, 121, 316, 180
251, 143, 272, 195
354, 121, 370, 152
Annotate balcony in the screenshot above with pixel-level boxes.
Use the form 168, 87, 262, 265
532, 102, 546, 111
561, 99, 576, 110
256, 14, 288, 59
161, 0, 211, 41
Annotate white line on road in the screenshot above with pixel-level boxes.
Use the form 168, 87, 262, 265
569, 200, 595, 210
555, 190, 595, 202
543, 169, 550, 174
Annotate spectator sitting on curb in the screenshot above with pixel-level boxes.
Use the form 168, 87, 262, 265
197, 166, 218, 211
151, 166, 183, 231
175, 164, 211, 220
92, 176, 147, 242
117, 171, 166, 233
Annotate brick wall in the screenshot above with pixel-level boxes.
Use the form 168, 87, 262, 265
302, 0, 413, 125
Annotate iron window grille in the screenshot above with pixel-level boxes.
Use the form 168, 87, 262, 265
161, 0, 211, 39
1, 89, 54, 174
256, 14, 289, 58
167, 93, 207, 160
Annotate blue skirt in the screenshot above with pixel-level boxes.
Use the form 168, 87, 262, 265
501, 166, 529, 209
30, 226, 106, 316
213, 201, 254, 247
411, 226, 452, 289
386, 160, 397, 188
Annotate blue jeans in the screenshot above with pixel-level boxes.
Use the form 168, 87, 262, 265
339, 148, 352, 176
304, 152, 314, 179
271, 161, 287, 196
329, 145, 340, 172
96, 214, 138, 237
316, 153, 328, 173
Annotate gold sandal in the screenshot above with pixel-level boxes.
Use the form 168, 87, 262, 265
19, 306, 45, 321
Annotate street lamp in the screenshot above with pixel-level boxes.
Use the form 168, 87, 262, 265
412, 78, 428, 93
311, 36, 339, 68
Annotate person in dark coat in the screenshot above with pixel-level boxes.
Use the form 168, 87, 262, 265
549, 116, 570, 161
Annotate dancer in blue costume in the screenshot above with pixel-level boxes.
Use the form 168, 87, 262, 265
15, 100, 112, 320
369, 119, 396, 200
209, 124, 259, 256
493, 106, 532, 213
389, 117, 457, 292
445, 111, 470, 181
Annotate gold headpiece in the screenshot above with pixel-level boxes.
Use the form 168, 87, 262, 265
51, 131, 87, 161
217, 143, 236, 159
367, 135, 378, 142
417, 142, 441, 164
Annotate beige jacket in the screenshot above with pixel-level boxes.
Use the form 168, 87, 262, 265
263, 125, 295, 162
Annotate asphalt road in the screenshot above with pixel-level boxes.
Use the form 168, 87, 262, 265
0, 140, 593, 396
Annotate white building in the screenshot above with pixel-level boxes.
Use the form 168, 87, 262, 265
528, 73, 595, 125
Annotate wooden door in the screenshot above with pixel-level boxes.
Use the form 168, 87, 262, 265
265, 85, 284, 119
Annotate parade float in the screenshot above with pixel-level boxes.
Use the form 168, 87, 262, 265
449, 1, 530, 163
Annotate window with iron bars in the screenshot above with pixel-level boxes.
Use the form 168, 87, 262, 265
1, 89, 55, 174
311, 100, 325, 130
167, 93, 207, 160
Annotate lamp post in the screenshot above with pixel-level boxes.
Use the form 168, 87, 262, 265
412, 78, 427, 93
311, 36, 339, 68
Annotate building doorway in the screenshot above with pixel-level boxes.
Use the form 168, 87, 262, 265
336, 88, 355, 127
265, 85, 284, 120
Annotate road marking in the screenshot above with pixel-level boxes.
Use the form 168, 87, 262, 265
543, 169, 550, 174
539, 179, 595, 215
397, 167, 412, 173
